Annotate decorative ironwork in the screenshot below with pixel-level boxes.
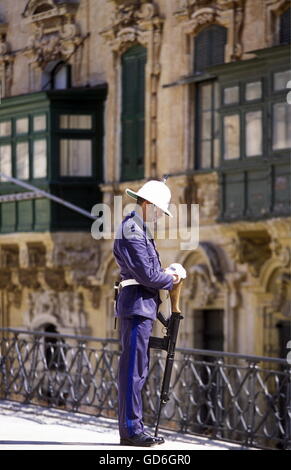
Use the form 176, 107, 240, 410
0, 328, 290, 449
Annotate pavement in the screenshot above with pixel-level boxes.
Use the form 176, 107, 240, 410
0, 400, 252, 451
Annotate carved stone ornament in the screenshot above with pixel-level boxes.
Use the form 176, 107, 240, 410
52, 243, 101, 285
101, 1, 162, 52
236, 230, 272, 278
271, 270, 291, 318
24, 289, 88, 330
186, 263, 219, 307
174, 0, 246, 61
194, 172, 220, 222
182, 241, 226, 308
0, 21, 13, 98
23, 0, 82, 67
0, 269, 11, 289
174, 0, 245, 19
19, 268, 41, 289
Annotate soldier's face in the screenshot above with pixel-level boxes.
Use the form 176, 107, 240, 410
144, 202, 163, 222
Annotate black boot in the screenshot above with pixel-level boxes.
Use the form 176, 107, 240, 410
120, 432, 164, 447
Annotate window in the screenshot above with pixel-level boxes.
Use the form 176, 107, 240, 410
33, 114, 46, 132
273, 70, 291, 91
223, 86, 239, 105
41, 61, 71, 91
0, 114, 48, 181
16, 142, 29, 180
57, 113, 95, 177
245, 110, 262, 156
0, 120, 11, 137
245, 81, 262, 101
0, 86, 107, 233
196, 81, 220, 168
221, 81, 264, 162
60, 139, 92, 176
272, 102, 291, 150
272, 69, 291, 150
0, 144, 12, 182
217, 46, 290, 222
121, 45, 146, 181
279, 7, 291, 45
59, 115, 92, 130
16, 117, 29, 134
194, 25, 227, 74
223, 114, 240, 160
33, 140, 47, 178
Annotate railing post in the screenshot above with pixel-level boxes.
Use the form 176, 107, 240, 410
284, 365, 291, 450
245, 361, 258, 447
0, 331, 7, 399
214, 357, 225, 439
73, 340, 85, 411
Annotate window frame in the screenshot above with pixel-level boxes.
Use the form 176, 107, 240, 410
195, 78, 221, 170
220, 75, 268, 167
120, 44, 146, 182
269, 97, 291, 155
0, 112, 49, 182
243, 78, 263, 103
53, 109, 97, 180
271, 67, 291, 94
211, 45, 290, 222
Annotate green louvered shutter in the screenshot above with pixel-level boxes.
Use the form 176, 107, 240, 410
121, 45, 146, 181
194, 25, 227, 74
279, 7, 291, 44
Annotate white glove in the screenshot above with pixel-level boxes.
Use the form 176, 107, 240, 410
165, 263, 187, 284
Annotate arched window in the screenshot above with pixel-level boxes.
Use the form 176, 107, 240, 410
279, 7, 291, 45
41, 61, 71, 90
34, 3, 53, 15
194, 24, 227, 74
121, 45, 146, 181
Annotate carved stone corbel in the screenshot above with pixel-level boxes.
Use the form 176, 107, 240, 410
44, 268, 68, 291
19, 268, 40, 289
224, 230, 272, 278
0, 269, 11, 289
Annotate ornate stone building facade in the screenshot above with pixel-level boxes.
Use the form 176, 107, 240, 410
0, 0, 290, 358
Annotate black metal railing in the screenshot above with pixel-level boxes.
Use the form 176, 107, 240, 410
0, 328, 290, 450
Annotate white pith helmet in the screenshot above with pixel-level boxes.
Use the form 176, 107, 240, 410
125, 179, 173, 217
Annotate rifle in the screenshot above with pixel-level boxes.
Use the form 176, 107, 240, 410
149, 280, 184, 438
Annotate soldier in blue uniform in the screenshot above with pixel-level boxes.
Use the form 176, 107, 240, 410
113, 180, 180, 447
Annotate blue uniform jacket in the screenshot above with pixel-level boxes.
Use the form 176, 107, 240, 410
113, 210, 174, 320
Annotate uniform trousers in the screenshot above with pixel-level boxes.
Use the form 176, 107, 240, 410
118, 315, 154, 438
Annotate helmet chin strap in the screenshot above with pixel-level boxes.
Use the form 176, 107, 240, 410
162, 174, 169, 184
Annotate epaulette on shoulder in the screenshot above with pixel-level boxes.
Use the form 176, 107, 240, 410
122, 215, 144, 239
